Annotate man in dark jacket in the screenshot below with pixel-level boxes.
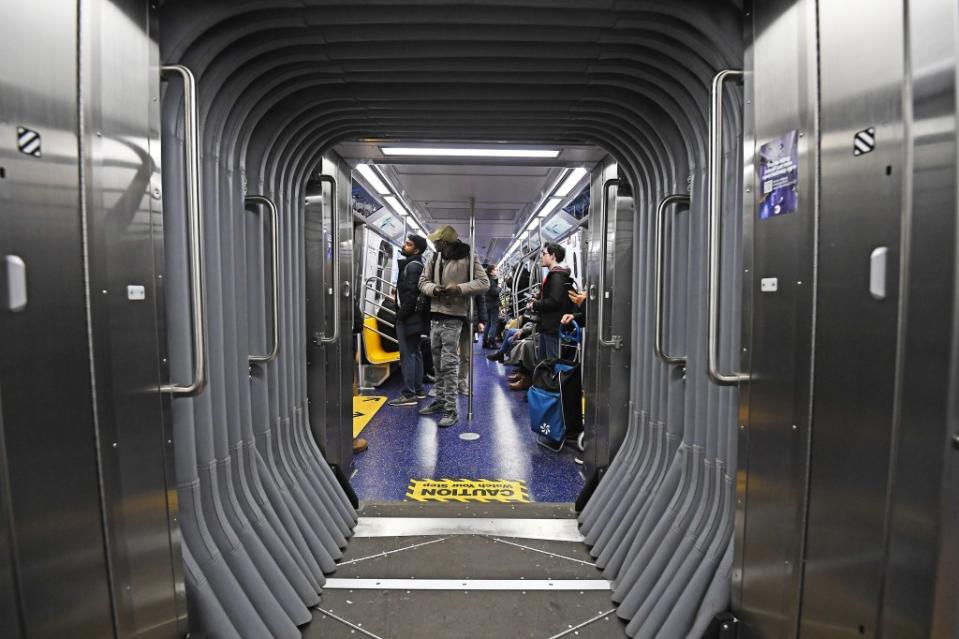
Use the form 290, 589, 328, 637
482, 265, 501, 348
388, 234, 429, 406
529, 242, 575, 361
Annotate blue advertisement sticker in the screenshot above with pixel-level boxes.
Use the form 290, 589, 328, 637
758, 130, 799, 220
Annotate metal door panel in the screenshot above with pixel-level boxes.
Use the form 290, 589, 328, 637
307, 154, 354, 472
582, 160, 618, 476
81, 0, 184, 635
734, 0, 820, 636
884, 0, 958, 636
607, 192, 634, 455
801, 1, 906, 636
0, 1, 116, 635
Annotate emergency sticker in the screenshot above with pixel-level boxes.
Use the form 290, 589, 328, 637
406, 478, 530, 503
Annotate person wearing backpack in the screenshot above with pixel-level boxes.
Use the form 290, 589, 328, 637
528, 242, 575, 361
388, 234, 429, 407
417, 225, 490, 427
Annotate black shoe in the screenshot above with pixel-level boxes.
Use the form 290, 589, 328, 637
418, 401, 445, 415
565, 432, 584, 452
486, 352, 505, 362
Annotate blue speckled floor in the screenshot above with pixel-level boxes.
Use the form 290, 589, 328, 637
351, 341, 584, 503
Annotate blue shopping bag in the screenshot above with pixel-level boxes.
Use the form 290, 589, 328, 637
528, 384, 565, 446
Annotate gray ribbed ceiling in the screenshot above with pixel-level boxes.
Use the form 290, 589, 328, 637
159, 1, 743, 200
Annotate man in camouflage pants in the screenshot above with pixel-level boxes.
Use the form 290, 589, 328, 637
417, 225, 489, 427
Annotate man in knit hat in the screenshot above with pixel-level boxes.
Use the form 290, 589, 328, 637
417, 225, 490, 427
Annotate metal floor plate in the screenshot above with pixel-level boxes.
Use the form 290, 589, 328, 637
352, 517, 585, 541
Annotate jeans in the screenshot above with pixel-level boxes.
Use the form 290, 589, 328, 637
483, 307, 499, 344
395, 319, 424, 396
538, 332, 560, 361
496, 328, 519, 357
430, 317, 463, 412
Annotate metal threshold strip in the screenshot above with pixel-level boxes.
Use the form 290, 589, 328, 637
352, 517, 585, 542
323, 578, 611, 591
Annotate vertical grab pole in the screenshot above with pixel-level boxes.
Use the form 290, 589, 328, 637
707, 69, 748, 385
654, 194, 690, 366
160, 64, 206, 396
468, 197, 476, 421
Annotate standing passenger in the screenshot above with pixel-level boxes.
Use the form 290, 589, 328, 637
482, 265, 501, 349
529, 243, 574, 361
417, 225, 490, 427
388, 234, 428, 407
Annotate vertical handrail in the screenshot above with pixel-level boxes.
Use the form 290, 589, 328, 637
317, 173, 339, 344
655, 194, 690, 366
245, 195, 279, 363
597, 178, 623, 349
707, 69, 748, 385
160, 64, 206, 395
468, 197, 476, 421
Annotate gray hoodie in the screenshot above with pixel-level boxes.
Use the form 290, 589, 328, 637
418, 241, 490, 319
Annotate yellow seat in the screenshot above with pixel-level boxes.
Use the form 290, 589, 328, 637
363, 316, 401, 365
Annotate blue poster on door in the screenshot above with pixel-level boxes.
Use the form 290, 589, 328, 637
758, 130, 799, 220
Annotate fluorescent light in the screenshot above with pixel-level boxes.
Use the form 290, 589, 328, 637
555, 167, 587, 197
356, 163, 390, 195
383, 195, 409, 217
381, 147, 560, 159
528, 218, 540, 230
537, 197, 563, 218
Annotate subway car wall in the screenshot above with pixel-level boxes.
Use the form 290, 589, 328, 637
0, 1, 957, 639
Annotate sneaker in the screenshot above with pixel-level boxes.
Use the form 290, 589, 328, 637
388, 394, 418, 407
415, 390, 428, 400
574, 456, 584, 466
438, 412, 458, 428
536, 435, 564, 452
428, 387, 437, 397
418, 401, 445, 415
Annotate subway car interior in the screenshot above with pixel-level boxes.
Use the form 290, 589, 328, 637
1, 2, 958, 638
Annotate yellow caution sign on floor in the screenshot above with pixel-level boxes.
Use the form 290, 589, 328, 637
352, 395, 387, 437
406, 478, 530, 503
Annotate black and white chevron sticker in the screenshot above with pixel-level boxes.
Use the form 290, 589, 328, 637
16, 127, 41, 157
853, 127, 876, 157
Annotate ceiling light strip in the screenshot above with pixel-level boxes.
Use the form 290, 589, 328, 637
381, 147, 560, 159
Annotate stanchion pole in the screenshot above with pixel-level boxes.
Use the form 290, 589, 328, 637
468, 197, 476, 421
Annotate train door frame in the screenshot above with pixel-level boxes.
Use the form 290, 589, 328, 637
355, 224, 401, 390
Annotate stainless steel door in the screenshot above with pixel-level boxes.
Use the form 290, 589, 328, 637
0, 1, 116, 636
307, 154, 355, 475
800, 2, 906, 637
733, 0, 820, 635
582, 159, 631, 479
81, 0, 185, 635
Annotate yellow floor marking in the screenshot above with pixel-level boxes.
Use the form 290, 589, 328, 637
352, 395, 387, 437
406, 478, 530, 503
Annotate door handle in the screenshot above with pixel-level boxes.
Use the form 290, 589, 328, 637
654, 194, 690, 366
244, 195, 279, 363
597, 177, 623, 350
707, 69, 748, 386
160, 64, 206, 396
1, 255, 27, 312
316, 174, 339, 344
